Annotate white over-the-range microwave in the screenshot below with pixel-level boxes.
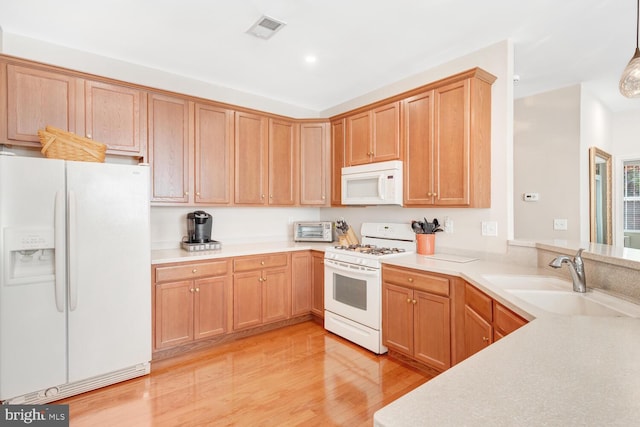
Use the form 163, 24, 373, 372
341, 160, 403, 205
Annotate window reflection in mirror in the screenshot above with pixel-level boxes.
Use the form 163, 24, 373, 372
623, 160, 640, 249
589, 147, 612, 245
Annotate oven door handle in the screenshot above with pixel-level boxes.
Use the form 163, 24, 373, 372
324, 259, 379, 275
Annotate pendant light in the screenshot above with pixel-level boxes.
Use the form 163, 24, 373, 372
620, 0, 640, 97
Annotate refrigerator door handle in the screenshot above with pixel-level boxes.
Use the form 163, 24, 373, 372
54, 191, 65, 313
68, 190, 78, 311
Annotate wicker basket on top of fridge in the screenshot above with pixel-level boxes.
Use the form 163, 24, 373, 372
37, 126, 107, 163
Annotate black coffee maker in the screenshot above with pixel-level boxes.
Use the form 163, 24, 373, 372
187, 211, 213, 243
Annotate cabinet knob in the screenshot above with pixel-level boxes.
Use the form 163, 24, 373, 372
258, 277, 263, 282
262, 277, 267, 282
196, 192, 200, 196
322, 195, 325, 200
270, 194, 273, 199
190, 288, 195, 293
427, 192, 432, 197
86, 133, 92, 139
407, 298, 412, 303
195, 287, 200, 292
261, 194, 265, 199
432, 192, 437, 197
261, 261, 265, 266
408, 277, 414, 283
412, 299, 417, 304
192, 269, 197, 273
185, 191, 189, 196
482, 337, 490, 342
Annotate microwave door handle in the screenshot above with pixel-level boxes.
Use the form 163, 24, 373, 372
378, 175, 385, 200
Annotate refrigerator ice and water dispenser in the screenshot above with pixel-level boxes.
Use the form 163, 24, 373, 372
4, 227, 55, 285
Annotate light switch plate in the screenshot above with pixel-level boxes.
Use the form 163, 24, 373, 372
553, 219, 568, 230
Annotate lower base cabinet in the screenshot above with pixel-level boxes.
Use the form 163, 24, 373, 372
311, 251, 324, 318
382, 265, 452, 372
463, 282, 528, 359
232, 253, 291, 331
153, 259, 230, 350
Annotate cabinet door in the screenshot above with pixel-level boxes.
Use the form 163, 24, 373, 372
300, 122, 329, 205
346, 111, 371, 165
235, 112, 268, 205
493, 302, 527, 340
154, 280, 194, 349
403, 91, 435, 206
311, 251, 325, 317
148, 93, 191, 202
371, 101, 400, 162
414, 290, 451, 371
195, 103, 234, 204
434, 79, 470, 206
85, 80, 145, 156
463, 305, 492, 359
194, 276, 228, 340
291, 252, 312, 316
382, 283, 413, 356
268, 118, 297, 205
331, 119, 346, 206
262, 267, 290, 324
233, 271, 263, 330
7, 64, 78, 145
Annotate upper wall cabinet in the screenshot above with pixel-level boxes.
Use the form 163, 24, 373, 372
268, 118, 298, 206
330, 119, 346, 206
299, 122, 329, 206
404, 71, 494, 207
148, 93, 191, 203
234, 111, 269, 205
4, 64, 79, 144
84, 80, 146, 157
1, 61, 146, 157
346, 101, 401, 166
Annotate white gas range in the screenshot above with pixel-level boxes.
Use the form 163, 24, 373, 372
324, 222, 415, 354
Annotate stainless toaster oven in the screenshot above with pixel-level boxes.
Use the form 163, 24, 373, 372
294, 221, 334, 242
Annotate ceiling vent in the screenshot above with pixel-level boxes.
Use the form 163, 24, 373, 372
246, 15, 286, 40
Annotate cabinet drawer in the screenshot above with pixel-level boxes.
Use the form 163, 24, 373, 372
233, 253, 289, 272
493, 302, 527, 336
465, 283, 492, 322
155, 260, 228, 283
383, 266, 449, 297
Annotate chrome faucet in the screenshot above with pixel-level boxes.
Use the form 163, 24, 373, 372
548, 249, 587, 293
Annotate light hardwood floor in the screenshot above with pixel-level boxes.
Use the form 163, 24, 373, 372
59, 321, 431, 426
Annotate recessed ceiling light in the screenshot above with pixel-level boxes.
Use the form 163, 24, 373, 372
305, 55, 317, 64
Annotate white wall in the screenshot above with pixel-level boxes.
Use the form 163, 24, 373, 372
513, 85, 581, 241
323, 40, 514, 255
1, 32, 318, 119
151, 206, 320, 249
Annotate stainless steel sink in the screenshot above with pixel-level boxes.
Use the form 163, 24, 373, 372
482, 274, 640, 317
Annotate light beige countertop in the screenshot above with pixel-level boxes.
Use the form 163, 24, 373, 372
374, 253, 640, 426
151, 241, 331, 264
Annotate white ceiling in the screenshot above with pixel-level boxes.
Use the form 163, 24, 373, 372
1, 0, 639, 113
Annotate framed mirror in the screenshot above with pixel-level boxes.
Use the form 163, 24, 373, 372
589, 147, 612, 244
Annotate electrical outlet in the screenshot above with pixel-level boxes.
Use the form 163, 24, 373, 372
444, 217, 453, 233
523, 192, 539, 202
553, 219, 568, 230
481, 221, 498, 236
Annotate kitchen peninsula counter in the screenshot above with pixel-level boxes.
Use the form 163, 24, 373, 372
374, 253, 640, 426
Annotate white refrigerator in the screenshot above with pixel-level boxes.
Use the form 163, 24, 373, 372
0, 154, 151, 404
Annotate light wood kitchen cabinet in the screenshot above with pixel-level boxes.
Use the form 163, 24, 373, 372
299, 122, 329, 205
194, 103, 234, 204
148, 93, 191, 203
331, 119, 346, 206
291, 251, 312, 316
346, 101, 400, 166
311, 250, 325, 318
382, 265, 451, 372
268, 118, 297, 205
233, 253, 291, 330
463, 282, 527, 359
5, 64, 80, 145
234, 111, 269, 205
153, 259, 230, 351
403, 70, 495, 207
84, 80, 146, 157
